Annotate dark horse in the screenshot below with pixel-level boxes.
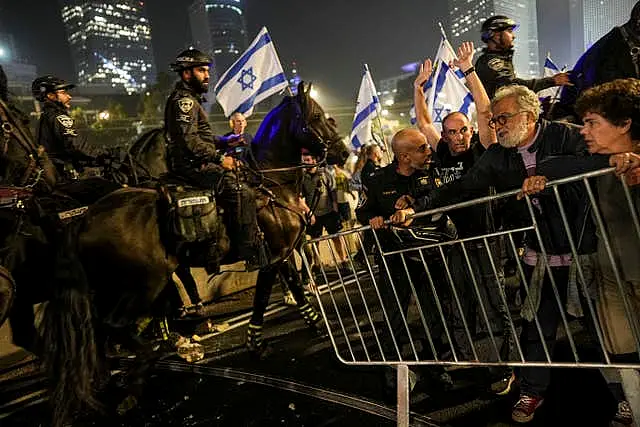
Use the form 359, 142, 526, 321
29, 82, 347, 426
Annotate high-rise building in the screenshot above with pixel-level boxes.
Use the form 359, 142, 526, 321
59, 0, 155, 95
568, 0, 635, 63
188, 0, 248, 81
0, 33, 37, 96
449, 0, 541, 77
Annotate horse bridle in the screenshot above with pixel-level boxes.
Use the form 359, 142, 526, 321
0, 99, 48, 188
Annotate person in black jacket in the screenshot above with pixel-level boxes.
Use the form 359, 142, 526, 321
475, 15, 571, 100
405, 84, 596, 424
32, 75, 104, 182
165, 48, 263, 271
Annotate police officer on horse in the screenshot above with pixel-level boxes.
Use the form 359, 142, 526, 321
32, 75, 105, 182
165, 48, 264, 271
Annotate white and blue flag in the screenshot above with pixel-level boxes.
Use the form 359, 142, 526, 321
350, 64, 381, 149
411, 37, 475, 132
537, 55, 564, 104
214, 27, 288, 117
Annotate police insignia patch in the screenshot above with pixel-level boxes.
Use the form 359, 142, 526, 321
487, 58, 504, 71
56, 115, 74, 128
178, 97, 194, 113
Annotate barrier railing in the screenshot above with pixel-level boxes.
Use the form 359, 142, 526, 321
300, 167, 640, 426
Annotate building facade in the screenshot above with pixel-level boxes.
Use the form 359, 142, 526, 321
188, 0, 248, 81
449, 0, 541, 77
60, 0, 155, 94
568, 0, 635, 63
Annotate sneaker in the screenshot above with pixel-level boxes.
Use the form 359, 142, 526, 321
511, 394, 544, 423
491, 371, 516, 396
613, 400, 634, 425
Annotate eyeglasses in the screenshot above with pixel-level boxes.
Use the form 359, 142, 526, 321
488, 111, 528, 128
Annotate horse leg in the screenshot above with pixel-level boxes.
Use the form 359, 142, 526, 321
279, 260, 324, 334
246, 267, 278, 358
175, 263, 203, 316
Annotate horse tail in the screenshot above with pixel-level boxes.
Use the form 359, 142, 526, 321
39, 219, 101, 427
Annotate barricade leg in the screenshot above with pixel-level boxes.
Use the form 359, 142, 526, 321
397, 364, 410, 427
620, 368, 640, 427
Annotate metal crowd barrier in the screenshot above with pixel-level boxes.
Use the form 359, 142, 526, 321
300, 167, 640, 426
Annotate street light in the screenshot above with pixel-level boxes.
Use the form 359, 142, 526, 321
309, 88, 319, 100
0, 48, 6, 58
98, 110, 110, 121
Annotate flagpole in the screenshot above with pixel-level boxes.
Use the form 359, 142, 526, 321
545, 64, 568, 120
364, 63, 392, 163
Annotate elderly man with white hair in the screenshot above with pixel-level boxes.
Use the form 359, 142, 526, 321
407, 84, 598, 423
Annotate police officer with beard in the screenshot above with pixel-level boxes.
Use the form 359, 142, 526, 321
32, 75, 104, 182
165, 48, 264, 271
475, 15, 571, 100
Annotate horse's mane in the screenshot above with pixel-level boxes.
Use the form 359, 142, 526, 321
251, 96, 294, 165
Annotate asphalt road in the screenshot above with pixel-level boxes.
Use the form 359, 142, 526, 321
0, 270, 626, 426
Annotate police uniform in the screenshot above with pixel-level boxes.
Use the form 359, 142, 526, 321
355, 162, 449, 360
164, 80, 261, 266
36, 99, 102, 180
475, 49, 557, 100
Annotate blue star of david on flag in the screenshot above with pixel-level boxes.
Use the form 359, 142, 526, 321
238, 67, 258, 91
214, 27, 288, 117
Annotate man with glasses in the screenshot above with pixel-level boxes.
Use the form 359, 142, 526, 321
475, 15, 570, 100
413, 42, 513, 378
32, 75, 105, 182
407, 84, 597, 423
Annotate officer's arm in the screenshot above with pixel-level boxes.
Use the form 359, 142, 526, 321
174, 98, 221, 163
512, 76, 557, 93
474, 56, 498, 100
54, 115, 101, 162
413, 60, 441, 150
414, 148, 497, 211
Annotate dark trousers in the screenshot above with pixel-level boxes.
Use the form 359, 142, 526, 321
449, 241, 510, 360
519, 264, 570, 397
180, 166, 258, 260
377, 253, 446, 360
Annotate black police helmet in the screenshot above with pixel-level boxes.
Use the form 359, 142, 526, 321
170, 49, 212, 72
32, 75, 75, 102
481, 15, 518, 43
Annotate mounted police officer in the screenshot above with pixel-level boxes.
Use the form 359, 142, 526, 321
475, 15, 571, 100
32, 75, 104, 182
165, 48, 264, 271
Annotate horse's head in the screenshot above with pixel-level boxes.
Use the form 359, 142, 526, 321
252, 81, 348, 170
0, 99, 58, 191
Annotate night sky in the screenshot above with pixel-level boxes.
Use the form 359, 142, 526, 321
0, 1, 577, 108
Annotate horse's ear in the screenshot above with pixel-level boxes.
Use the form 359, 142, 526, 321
297, 81, 305, 99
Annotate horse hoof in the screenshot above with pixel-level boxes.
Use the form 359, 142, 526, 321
177, 342, 205, 363
116, 394, 138, 415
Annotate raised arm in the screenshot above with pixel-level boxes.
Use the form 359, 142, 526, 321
413, 59, 441, 151
452, 41, 496, 149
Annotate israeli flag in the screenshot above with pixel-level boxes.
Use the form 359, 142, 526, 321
214, 27, 288, 117
350, 64, 381, 149
537, 55, 563, 104
411, 37, 475, 132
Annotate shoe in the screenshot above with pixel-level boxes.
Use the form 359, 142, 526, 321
614, 400, 634, 425
491, 371, 516, 396
511, 394, 544, 423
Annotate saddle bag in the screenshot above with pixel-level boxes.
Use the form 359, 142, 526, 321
168, 187, 219, 243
